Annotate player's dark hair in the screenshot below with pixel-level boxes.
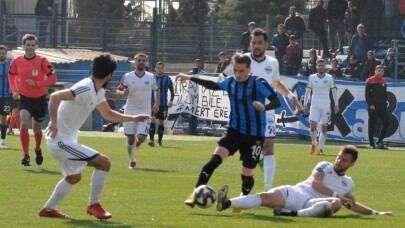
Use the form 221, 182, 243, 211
232, 52, 251, 68
341, 145, 358, 162
0, 45, 7, 52
22, 34, 37, 45
156, 61, 165, 67
251, 28, 268, 42
91, 54, 117, 79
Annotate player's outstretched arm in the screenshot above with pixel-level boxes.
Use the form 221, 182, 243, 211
272, 80, 300, 114
346, 197, 393, 216
97, 101, 151, 123
175, 73, 192, 82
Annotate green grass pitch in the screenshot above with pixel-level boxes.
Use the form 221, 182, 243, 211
0, 132, 404, 227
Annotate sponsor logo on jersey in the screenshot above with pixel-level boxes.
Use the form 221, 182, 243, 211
145, 81, 150, 85
265, 66, 272, 74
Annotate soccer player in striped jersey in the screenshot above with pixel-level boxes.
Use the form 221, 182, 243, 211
303, 59, 339, 155
0, 45, 12, 148
221, 28, 300, 192
216, 145, 393, 217
8, 34, 57, 166
117, 53, 160, 169
39, 54, 151, 219
177, 52, 281, 208
148, 61, 174, 147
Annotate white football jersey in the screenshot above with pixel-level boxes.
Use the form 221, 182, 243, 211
52, 77, 106, 141
307, 73, 336, 106
223, 53, 280, 83
119, 71, 158, 113
296, 161, 355, 199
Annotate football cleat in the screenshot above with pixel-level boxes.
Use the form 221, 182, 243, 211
21, 155, 31, 166
7, 131, 14, 135
129, 161, 136, 169
369, 144, 376, 149
39, 208, 70, 219
158, 141, 163, 147
184, 193, 196, 208
0, 140, 7, 149
273, 208, 297, 216
317, 149, 324, 156
376, 143, 387, 150
135, 140, 141, 149
216, 185, 230, 211
148, 140, 155, 147
309, 143, 318, 155
87, 203, 112, 220
35, 147, 43, 165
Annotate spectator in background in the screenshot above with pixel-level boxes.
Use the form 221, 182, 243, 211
398, 66, 405, 79
349, 24, 372, 65
343, 55, 363, 80
327, 0, 347, 54
365, 65, 389, 149
308, 0, 332, 59
363, 51, 381, 80
271, 24, 290, 75
5, 18, 18, 48
383, 0, 400, 43
284, 35, 302, 75
344, 1, 360, 46
327, 58, 343, 78
381, 48, 396, 78
35, 0, 54, 45
303, 48, 318, 77
284, 6, 306, 50
240, 22, 255, 53
215, 52, 230, 73
368, 0, 383, 46
188, 59, 205, 74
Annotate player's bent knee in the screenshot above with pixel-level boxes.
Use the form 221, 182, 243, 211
330, 199, 342, 212
66, 174, 81, 184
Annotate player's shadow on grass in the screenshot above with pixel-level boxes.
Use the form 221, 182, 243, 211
135, 167, 176, 173
25, 168, 60, 175
1, 148, 20, 152
191, 212, 295, 223
64, 219, 134, 227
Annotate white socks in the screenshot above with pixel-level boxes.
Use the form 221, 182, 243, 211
126, 142, 135, 162
44, 178, 74, 210
318, 132, 327, 150
310, 130, 317, 144
298, 201, 332, 217
230, 194, 262, 210
263, 155, 275, 191
89, 169, 109, 205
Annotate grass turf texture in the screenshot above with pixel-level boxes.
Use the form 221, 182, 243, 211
0, 132, 404, 227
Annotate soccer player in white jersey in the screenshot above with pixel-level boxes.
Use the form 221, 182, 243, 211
38, 54, 151, 219
117, 53, 160, 169
221, 28, 300, 192
303, 59, 339, 155
216, 145, 393, 217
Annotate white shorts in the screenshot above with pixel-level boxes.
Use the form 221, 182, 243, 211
309, 105, 331, 125
123, 106, 151, 135
47, 139, 99, 177
276, 185, 313, 211
123, 121, 150, 135
265, 110, 276, 138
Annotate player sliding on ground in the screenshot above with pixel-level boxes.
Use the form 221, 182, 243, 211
39, 54, 151, 219
216, 145, 393, 217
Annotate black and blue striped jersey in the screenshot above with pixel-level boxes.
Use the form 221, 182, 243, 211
0, 60, 10, 98
151, 73, 174, 106
218, 74, 278, 137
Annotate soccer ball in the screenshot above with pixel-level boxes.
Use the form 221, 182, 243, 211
193, 185, 216, 208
